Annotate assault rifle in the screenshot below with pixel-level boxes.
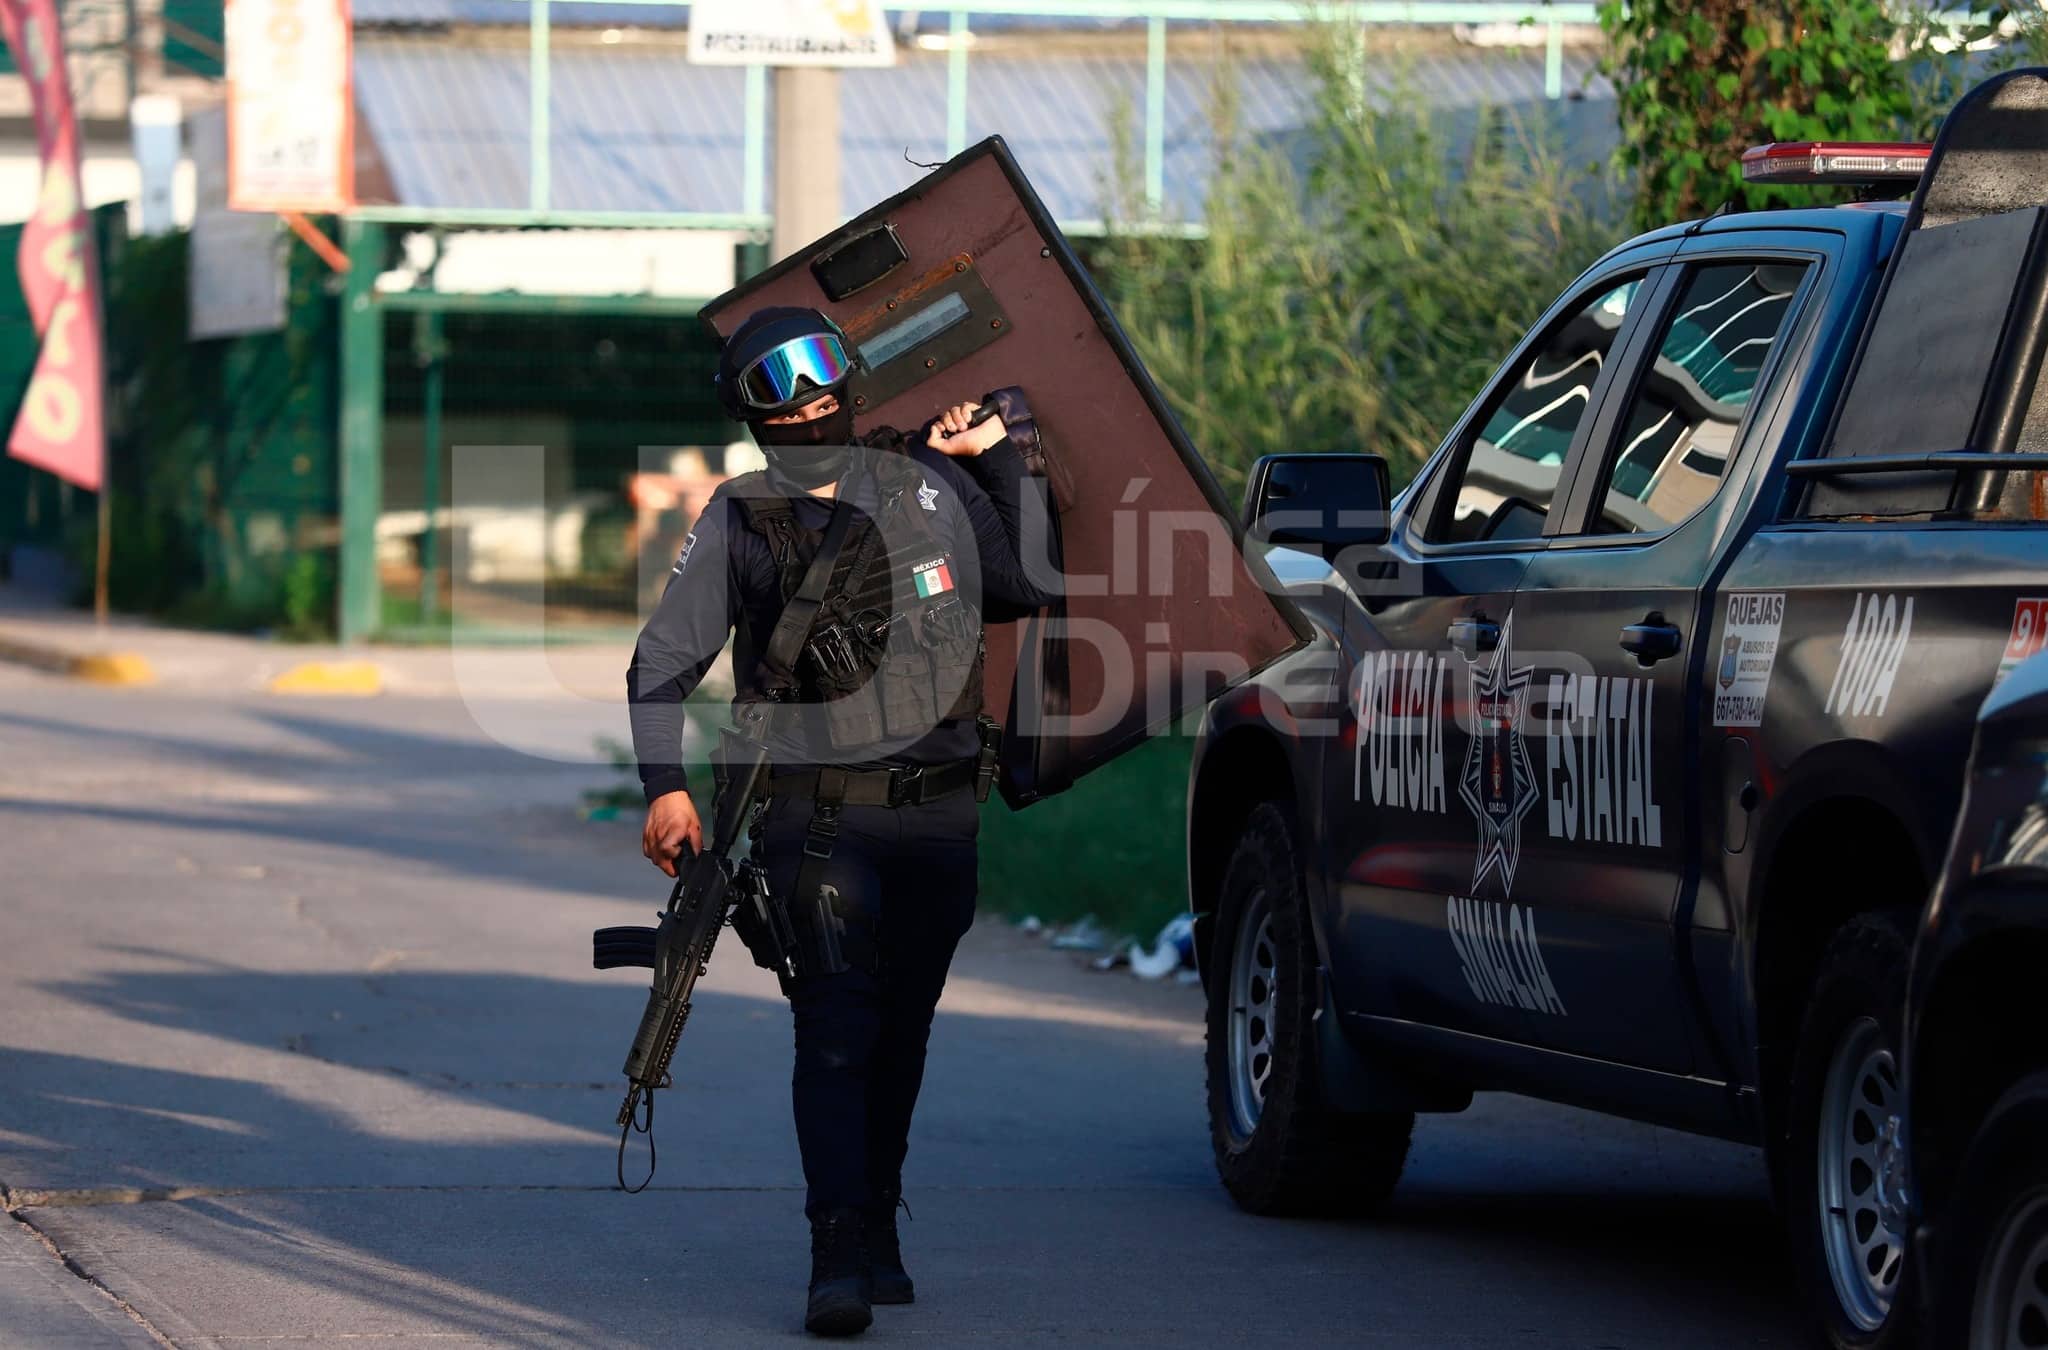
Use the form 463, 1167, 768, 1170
598, 484, 861, 1189
594, 701, 778, 1191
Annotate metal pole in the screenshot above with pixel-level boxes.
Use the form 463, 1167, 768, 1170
338, 220, 387, 644
93, 469, 109, 628
1145, 15, 1166, 215
92, 209, 111, 630
772, 68, 843, 261
416, 308, 444, 622
530, 0, 551, 211
744, 63, 767, 217
1545, 19, 1562, 100
946, 8, 969, 155
121, 0, 137, 108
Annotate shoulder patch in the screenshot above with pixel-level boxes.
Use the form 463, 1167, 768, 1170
916, 479, 939, 512
672, 531, 698, 574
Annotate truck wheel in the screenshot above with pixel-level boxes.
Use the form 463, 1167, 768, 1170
1785, 913, 1916, 1350
1934, 1072, 2048, 1350
1204, 801, 1413, 1216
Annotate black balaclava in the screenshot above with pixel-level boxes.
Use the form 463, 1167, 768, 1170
750, 398, 856, 488
715, 306, 859, 490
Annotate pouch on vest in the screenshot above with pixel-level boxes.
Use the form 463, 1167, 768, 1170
823, 682, 887, 749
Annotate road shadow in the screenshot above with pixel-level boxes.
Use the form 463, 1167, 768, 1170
3, 960, 1806, 1345
0, 704, 576, 783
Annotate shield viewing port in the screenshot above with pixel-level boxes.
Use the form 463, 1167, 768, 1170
810, 223, 909, 302
842, 256, 1011, 410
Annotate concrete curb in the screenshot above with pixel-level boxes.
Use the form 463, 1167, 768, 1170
0, 633, 156, 685
267, 661, 383, 696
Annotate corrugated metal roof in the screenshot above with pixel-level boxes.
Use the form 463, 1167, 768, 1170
354, 37, 1610, 221
349, 3, 1558, 30
357, 42, 756, 211
356, 43, 536, 207
354, 0, 689, 27
345, 1, 1289, 29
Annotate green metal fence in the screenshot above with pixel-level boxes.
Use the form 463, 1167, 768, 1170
334, 3, 1605, 639
348, 0, 1602, 235
371, 283, 730, 640
0, 213, 343, 623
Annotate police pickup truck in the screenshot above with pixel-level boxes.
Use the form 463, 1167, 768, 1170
1187, 70, 2048, 1350
1905, 649, 2048, 1349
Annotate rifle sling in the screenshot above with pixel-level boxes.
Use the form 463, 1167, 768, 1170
756, 475, 863, 699
747, 473, 869, 925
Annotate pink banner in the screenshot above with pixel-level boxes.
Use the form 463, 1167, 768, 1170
0, 0, 104, 492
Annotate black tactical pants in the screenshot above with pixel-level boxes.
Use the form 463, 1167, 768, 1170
757, 786, 979, 1219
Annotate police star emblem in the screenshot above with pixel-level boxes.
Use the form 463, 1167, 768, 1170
1457, 613, 1538, 897
916, 479, 939, 512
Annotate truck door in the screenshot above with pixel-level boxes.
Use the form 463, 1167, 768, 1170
1328, 257, 1671, 1033
1499, 243, 1830, 1070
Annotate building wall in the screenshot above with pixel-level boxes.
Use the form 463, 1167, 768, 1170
0, 142, 198, 232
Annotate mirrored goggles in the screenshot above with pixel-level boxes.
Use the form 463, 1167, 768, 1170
732, 333, 853, 412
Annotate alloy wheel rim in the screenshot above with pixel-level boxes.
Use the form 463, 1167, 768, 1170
1225, 890, 1277, 1140
1817, 1016, 1904, 1332
1972, 1190, 2048, 1350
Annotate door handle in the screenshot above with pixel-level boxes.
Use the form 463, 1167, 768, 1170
1620, 615, 1682, 666
1447, 617, 1500, 659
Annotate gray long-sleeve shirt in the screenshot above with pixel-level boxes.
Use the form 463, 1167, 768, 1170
627, 435, 1058, 803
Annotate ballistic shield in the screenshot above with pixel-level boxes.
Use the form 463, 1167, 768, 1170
701, 138, 1312, 805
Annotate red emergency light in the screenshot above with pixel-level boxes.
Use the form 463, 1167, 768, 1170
1740, 141, 1932, 185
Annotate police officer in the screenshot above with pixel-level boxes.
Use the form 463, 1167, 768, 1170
627, 306, 1058, 1337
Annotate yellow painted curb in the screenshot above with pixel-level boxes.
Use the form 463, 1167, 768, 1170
268, 661, 384, 696
70, 652, 157, 685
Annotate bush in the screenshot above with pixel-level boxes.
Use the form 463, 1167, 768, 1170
1598, 0, 1911, 230
1097, 30, 1624, 496
282, 550, 338, 641
1600, 3, 2048, 231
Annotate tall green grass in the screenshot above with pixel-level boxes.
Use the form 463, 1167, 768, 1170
1097, 29, 1625, 499
976, 733, 1193, 939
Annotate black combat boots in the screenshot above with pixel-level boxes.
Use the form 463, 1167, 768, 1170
865, 1188, 914, 1305
805, 1208, 872, 1336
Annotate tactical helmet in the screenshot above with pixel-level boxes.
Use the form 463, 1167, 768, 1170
715, 307, 860, 421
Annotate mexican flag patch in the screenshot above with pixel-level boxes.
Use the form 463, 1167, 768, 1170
911, 556, 955, 598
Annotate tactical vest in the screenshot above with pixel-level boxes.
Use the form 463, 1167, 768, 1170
729, 454, 984, 752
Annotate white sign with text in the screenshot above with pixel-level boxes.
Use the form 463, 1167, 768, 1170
687, 0, 896, 67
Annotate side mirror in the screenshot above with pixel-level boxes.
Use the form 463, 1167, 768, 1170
1242, 452, 1392, 559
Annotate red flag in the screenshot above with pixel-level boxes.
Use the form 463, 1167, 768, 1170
0, 0, 105, 492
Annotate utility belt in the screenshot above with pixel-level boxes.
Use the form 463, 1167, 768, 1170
727, 717, 1000, 985
767, 757, 978, 808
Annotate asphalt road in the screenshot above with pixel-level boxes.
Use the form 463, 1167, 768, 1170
0, 667, 1806, 1347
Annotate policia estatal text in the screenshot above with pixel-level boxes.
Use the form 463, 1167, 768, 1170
627, 308, 1058, 1337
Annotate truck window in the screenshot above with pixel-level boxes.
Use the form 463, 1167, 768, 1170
1583, 261, 1808, 536
1429, 278, 1641, 544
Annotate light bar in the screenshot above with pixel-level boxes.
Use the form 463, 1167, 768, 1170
1741, 142, 1932, 185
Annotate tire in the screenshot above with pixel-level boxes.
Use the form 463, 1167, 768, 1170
1930, 1071, 2048, 1350
1784, 912, 1918, 1350
1203, 801, 1413, 1217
